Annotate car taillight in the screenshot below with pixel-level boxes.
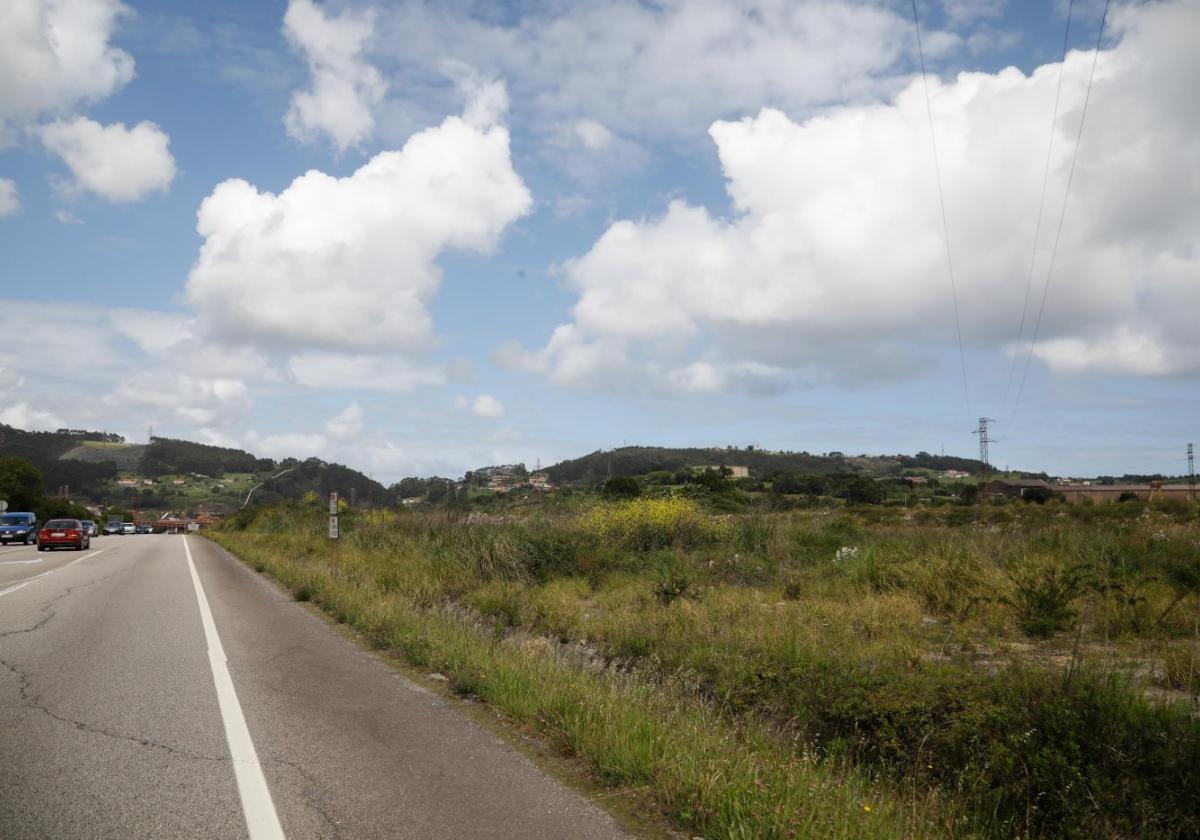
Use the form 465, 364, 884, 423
68, 530, 79, 537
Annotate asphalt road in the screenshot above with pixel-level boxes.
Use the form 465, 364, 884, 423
0, 534, 631, 839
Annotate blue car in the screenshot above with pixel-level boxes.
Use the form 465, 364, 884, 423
0, 512, 39, 545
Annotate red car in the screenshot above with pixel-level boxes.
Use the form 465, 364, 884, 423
37, 519, 91, 551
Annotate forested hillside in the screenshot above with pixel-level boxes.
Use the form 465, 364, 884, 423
0, 425, 121, 497
253, 458, 390, 506
141, 437, 270, 476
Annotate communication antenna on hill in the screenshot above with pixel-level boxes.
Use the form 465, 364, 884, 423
148, 424, 154, 443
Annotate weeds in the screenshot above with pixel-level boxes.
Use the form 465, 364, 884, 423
213, 498, 1200, 838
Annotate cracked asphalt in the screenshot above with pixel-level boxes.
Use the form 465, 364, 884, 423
0, 535, 632, 839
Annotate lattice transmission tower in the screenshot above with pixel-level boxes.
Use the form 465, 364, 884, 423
974, 418, 996, 483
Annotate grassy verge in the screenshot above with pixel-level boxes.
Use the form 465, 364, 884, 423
213, 499, 1200, 838
213, 527, 959, 837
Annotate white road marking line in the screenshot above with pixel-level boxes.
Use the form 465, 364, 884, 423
0, 545, 37, 556
183, 537, 285, 840
0, 558, 43, 565
0, 547, 106, 600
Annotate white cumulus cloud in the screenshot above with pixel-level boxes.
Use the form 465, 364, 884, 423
471, 394, 505, 419
39, 116, 176, 202
104, 374, 251, 428
0, 402, 65, 432
572, 119, 614, 151
283, 0, 386, 151
505, 0, 1200, 391
186, 82, 531, 356
0, 178, 19, 216
372, 0, 952, 152
325, 401, 364, 442
0, 0, 134, 139
287, 353, 446, 392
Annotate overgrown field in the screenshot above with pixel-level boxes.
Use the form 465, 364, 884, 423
213, 498, 1200, 839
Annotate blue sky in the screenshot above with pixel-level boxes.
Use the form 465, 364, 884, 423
1, 0, 1197, 482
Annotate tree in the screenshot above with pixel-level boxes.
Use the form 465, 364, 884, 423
392, 477, 429, 498
426, 479, 455, 504
693, 468, 731, 493
602, 475, 641, 498
1021, 486, 1054, 504
838, 476, 883, 505
0, 457, 45, 511
37, 497, 93, 522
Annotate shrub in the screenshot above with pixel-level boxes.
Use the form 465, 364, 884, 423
517, 526, 583, 581
1005, 564, 1089, 637
1161, 642, 1200, 694
602, 475, 641, 498
653, 571, 692, 605
579, 497, 729, 551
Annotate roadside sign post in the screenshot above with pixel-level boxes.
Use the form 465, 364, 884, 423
328, 491, 339, 540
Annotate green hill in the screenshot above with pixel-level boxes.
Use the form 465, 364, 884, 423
0, 426, 123, 497
544, 446, 988, 485
0, 425, 389, 512
60, 441, 146, 472
142, 436, 268, 477
544, 446, 847, 484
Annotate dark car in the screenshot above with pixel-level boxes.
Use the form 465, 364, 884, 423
80, 520, 99, 537
135, 524, 153, 534
0, 512, 38, 545
37, 519, 90, 551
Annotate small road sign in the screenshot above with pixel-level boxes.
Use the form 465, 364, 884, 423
0, 500, 8, 512
328, 515, 340, 540
329, 491, 338, 514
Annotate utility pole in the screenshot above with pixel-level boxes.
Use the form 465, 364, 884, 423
973, 418, 995, 498
1188, 442, 1196, 502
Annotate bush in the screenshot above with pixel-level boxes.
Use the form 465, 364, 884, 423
653, 571, 692, 605
1161, 642, 1199, 694
601, 475, 641, 498
1005, 564, 1089, 637
579, 497, 729, 551
517, 526, 582, 581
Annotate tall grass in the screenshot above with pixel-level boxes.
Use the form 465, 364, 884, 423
215, 498, 1200, 838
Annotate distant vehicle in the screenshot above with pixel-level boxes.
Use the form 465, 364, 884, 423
103, 521, 123, 536
37, 519, 90, 551
0, 512, 38, 545
121, 522, 136, 535
135, 524, 153, 534
80, 520, 99, 537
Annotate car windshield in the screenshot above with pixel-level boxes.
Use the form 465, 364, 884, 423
45, 520, 78, 529
0, 514, 30, 525
81, 521, 96, 526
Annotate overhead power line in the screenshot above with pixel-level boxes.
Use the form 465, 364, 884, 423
1002, 0, 1075, 409
910, 0, 971, 421
1010, 0, 1112, 422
